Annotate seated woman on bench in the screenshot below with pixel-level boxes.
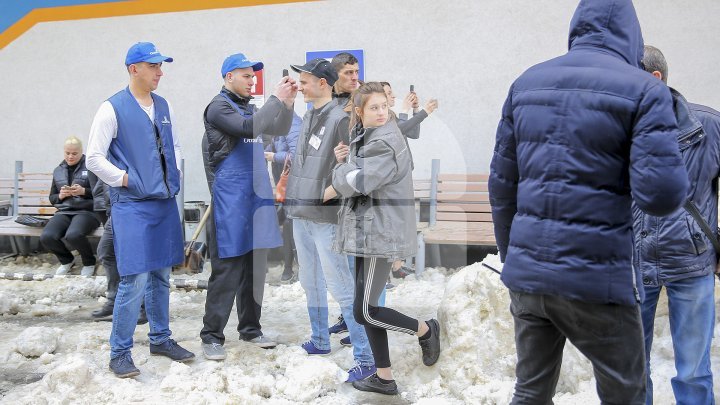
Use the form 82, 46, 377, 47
40, 136, 101, 276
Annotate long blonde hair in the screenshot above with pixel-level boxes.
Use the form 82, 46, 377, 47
347, 81, 396, 130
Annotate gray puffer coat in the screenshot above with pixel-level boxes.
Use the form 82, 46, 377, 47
332, 119, 416, 260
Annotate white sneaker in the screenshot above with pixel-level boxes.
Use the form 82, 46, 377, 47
80, 266, 95, 277
55, 263, 73, 275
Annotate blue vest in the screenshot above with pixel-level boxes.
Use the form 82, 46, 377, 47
107, 87, 180, 203
212, 92, 282, 258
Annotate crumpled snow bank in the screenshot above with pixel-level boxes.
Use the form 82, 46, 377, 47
0, 256, 716, 403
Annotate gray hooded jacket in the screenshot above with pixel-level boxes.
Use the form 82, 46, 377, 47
332, 119, 417, 260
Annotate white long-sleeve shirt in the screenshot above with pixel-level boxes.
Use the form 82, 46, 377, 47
86, 99, 182, 187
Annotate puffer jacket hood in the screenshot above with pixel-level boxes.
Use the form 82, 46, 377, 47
569, 0, 643, 67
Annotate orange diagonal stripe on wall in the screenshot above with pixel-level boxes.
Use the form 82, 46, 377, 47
0, 0, 318, 49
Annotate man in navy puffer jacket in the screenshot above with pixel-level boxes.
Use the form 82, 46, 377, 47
489, 0, 689, 403
636, 45, 719, 405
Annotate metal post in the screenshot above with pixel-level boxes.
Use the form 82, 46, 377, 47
13, 160, 22, 216
429, 159, 440, 226
415, 232, 425, 277
177, 159, 185, 239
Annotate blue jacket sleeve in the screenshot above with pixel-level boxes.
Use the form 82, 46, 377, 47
630, 83, 689, 216
274, 113, 302, 164
488, 89, 518, 262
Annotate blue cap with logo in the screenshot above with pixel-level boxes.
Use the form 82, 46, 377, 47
221, 53, 264, 78
125, 42, 173, 66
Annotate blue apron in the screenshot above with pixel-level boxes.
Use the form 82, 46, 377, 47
213, 93, 282, 259
112, 198, 183, 276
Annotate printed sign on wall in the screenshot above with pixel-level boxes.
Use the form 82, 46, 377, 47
249, 69, 265, 108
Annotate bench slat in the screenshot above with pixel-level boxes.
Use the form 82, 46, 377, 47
436, 203, 492, 213
436, 193, 490, 203
438, 183, 488, 192
18, 207, 57, 215
438, 173, 490, 182
436, 212, 493, 222
422, 222, 496, 245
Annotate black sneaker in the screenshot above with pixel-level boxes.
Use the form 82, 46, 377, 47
92, 301, 114, 321
392, 265, 414, 279
419, 319, 440, 366
109, 352, 140, 378
328, 315, 348, 334
351, 373, 398, 395
340, 336, 352, 347
150, 339, 195, 362
280, 268, 295, 282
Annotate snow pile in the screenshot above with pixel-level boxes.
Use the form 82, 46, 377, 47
0, 290, 22, 315
13, 326, 63, 357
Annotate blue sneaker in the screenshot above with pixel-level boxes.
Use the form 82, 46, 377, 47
301, 340, 331, 355
109, 352, 140, 378
346, 363, 376, 382
150, 339, 195, 362
328, 316, 348, 334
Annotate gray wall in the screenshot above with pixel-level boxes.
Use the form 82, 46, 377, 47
1, 0, 718, 201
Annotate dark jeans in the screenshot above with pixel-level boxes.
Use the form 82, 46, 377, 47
40, 212, 100, 266
97, 218, 119, 301
509, 291, 646, 405
201, 213, 268, 344
353, 256, 419, 368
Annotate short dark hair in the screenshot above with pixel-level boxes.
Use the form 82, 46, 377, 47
380, 81, 391, 88
331, 52, 359, 73
642, 45, 668, 83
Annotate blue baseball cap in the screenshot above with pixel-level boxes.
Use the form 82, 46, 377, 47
125, 42, 173, 66
221, 53, 264, 77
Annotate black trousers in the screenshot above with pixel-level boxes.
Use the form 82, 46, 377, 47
97, 217, 119, 301
509, 291, 646, 405
353, 256, 419, 368
281, 217, 295, 271
40, 212, 100, 266
201, 213, 268, 344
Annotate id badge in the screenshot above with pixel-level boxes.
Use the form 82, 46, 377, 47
309, 134, 322, 150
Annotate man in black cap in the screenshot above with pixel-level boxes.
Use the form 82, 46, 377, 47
284, 58, 376, 383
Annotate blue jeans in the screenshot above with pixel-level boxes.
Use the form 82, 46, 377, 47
110, 267, 172, 359
641, 273, 715, 405
293, 219, 374, 367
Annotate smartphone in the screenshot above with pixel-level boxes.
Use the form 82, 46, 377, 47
410, 84, 415, 92
282, 69, 289, 77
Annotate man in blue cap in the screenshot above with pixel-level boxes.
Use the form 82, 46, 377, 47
200, 53, 297, 360
87, 42, 194, 378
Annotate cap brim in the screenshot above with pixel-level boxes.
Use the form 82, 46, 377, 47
290, 64, 311, 74
144, 55, 173, 63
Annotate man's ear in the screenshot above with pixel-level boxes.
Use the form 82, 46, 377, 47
652, 71, 663, 81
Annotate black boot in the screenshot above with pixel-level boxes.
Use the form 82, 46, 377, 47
137, 304, 148, 325
92, 301, 114, 321
352, 373, 398, 395
280, 267, 295, 282
419, 319, 441, 366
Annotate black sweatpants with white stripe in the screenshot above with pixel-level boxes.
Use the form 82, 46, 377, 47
353, 256, 419, 368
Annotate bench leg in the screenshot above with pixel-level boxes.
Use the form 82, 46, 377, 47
415, 232, 425, 278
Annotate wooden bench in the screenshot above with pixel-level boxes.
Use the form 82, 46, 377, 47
0, 177, 12, 213
415, 159, 496, 274
0, 164, 103, 255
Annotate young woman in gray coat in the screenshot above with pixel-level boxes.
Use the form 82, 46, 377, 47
331, 82, 441, 395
